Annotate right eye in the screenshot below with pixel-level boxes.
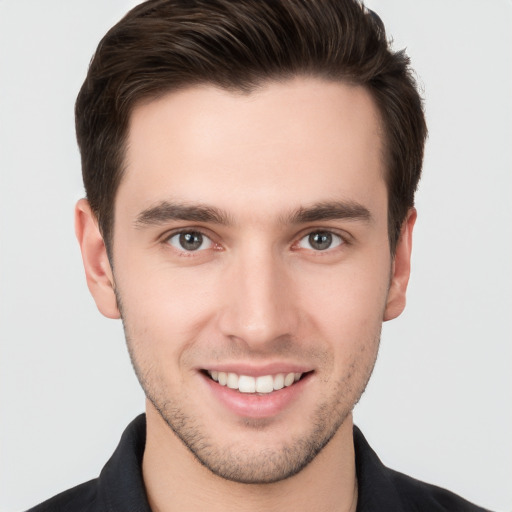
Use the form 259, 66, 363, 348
166, 231, 213, 252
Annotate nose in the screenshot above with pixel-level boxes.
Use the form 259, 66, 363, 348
217, 244, 300, 350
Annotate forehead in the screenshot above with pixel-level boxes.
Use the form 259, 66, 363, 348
120, 78, 386, 219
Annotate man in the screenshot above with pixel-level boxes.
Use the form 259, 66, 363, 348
27, 0, 491, 510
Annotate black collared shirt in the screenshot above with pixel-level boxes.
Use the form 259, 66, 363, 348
28, 415, 491, 511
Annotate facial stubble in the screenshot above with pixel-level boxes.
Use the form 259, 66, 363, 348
116, 286, 380, 484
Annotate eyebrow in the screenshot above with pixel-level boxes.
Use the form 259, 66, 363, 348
134, 199, 372, 229
286, 200, 372, 224
134, 201, 231, 228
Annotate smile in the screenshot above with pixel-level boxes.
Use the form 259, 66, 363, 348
207, 370, 303, 394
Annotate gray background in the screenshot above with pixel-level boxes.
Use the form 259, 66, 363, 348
1, 1, 511, 510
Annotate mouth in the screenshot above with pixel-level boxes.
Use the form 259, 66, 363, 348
204, 370, 311, 394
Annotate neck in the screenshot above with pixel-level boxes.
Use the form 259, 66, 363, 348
142, 402, 358, 512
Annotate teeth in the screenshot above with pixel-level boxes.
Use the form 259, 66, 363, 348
239, 375, 256, 393
273, 373, 285, 390
284, 373, 295, 386
207, 371, 303, 394
227, 372, 238, 389
256, 375, 274, 393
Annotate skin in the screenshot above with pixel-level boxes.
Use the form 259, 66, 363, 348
75, 77, 415, 512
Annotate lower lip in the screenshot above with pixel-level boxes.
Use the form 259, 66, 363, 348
202, 373, 311, 419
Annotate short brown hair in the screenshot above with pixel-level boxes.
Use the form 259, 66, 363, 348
76, 0, 427, 253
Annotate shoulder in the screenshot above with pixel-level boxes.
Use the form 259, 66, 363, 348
26, 479, 101, 512
25, 415, 149, 512
353, 426, 492, 512
386, 466, 492, 512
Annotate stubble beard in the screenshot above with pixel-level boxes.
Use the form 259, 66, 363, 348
144, 375, 355, 484
122, 326, 380, 485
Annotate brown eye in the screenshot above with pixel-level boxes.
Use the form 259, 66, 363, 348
298, 231, 343, 251
167, 231, 212, 252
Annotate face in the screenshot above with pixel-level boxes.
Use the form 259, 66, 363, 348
77, 77, 414, 484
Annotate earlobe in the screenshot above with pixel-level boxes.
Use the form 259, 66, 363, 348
383, 207, 416, 322
75, 198, 120, 319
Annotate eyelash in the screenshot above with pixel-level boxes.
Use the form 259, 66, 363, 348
162, 228, 349, 255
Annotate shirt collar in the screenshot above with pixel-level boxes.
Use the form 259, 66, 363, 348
96, 414, 405, 512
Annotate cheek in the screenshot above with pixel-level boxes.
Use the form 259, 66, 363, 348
296, 259, 389, 362
298, 259, 390, 323
115, 260, 221, 352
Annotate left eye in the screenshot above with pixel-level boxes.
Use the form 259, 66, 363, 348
167, 231, 213, 252
297, 231, 344, 251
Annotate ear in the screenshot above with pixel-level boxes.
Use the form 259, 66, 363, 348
75, 198, 120, 319
383, 207, 416, 322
